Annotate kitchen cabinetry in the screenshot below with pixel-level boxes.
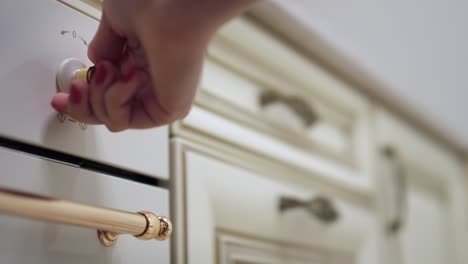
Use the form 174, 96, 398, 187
375, 109, 468, 264
175, 17, 374, 195
172, 13, 468, 264
1, 1, 466, 264
171, 16, 379, 264
171, 139, 378, 264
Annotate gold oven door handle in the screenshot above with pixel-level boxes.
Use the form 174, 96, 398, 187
0, 187, 172, 247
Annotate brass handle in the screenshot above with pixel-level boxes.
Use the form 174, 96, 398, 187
279, 196, 339, 223
259, 90, 318, 127
0, 187, 172, 247
381, 146, 407, 234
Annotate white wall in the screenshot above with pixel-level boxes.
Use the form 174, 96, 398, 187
271, 0, 468, 151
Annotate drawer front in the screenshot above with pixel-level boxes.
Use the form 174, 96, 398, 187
177, 17, 373, 192
0, 0, 168, 179
0, 146, 170, 263
173, 140, 378, 264
204, 18, 370, 167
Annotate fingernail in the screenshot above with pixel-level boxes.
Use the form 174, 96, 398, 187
121, 69, 135, 83
69, 84, 82, 104
94, 63, 107, 85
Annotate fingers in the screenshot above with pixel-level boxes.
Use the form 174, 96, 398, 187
103, 70, 146, 132
88, 13, 125, 63
127, 89, 193, 129
50, 63, 193, 131
66, 80, 101, 124
88, 62, 118, 125
50, 80, 100, 125
88, 62, 149, 132
51, 62, 143, 131
87, 62, 144, 132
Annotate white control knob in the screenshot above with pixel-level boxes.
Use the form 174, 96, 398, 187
56, 58, 89, 92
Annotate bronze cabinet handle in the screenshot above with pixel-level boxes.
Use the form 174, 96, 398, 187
381, 146, 407, 234
0, 187, 172, 247
279, 196, 339, 223
259, 90, 319, 127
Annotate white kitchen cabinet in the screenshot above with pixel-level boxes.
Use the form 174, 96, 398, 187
0, 0, 168, 179
375, 109, 468, 264
0, 146, 170, 263
174, 17, 374, 196
171, 14, 379, 264
171, 139, 378, 264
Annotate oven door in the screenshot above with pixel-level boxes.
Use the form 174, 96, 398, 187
0, 146, 170, 263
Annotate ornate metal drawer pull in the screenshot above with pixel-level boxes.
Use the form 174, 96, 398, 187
0, 187, 172, 247
279, 196, 339, 223
259, 90, 319, 127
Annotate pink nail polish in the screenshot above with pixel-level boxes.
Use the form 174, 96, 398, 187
121, 70, 135, 83
69, 84, 82, 104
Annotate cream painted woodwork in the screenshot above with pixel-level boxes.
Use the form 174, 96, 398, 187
2, 1, 466, 264
375, 109, 468, 264
0, 146, 170, 263
171, 139, 378, 264
0, 0, 168, 179
172, 10, 468, 264
175, 17, 374, 196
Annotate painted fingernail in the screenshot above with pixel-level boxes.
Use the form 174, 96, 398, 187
69, 84, 82, 104
94, 63, 107, 85
121, 69, 135, 83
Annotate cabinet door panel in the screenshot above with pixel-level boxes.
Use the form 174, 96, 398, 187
173, 141, 378, 264
401, 175, 450, 264
375, 109, 466, 264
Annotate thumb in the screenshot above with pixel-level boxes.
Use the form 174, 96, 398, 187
88, 13, 125, 63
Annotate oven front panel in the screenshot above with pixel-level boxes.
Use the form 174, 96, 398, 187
0, 0, 168, 179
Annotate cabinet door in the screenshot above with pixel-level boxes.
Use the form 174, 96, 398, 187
400, 172, 450, 263
171, 139, 378, 264
375, 109, 467, 264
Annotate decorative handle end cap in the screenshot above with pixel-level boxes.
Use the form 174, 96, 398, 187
135, 211, 172, 241
156, 216, 173, 241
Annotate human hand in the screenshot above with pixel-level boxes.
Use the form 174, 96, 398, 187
51, 0, 255, 131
